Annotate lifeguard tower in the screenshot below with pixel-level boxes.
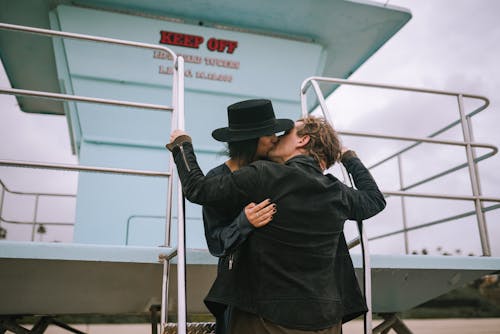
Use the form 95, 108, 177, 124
1, 1, 499, 333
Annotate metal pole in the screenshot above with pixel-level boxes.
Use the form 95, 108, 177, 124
0, 187, 5, 225
175, 56, 187, 334
457, 94, 491, 256
160, 252, 170, 333
31, 195, 40, 242
160, 54, 180, 334
336, 130, 497, 153
397, 155, 410, 254
467, 117, 487, 242
300, 85, 309, 118
0, 87, 173, 111
301, 76, 490, 107
310, 80, 335, 126
0, 160, 170, 177
0, 22, 177, 59
358, 221, 372, 334
160, 96, 176, 333
383, 190, 500, 202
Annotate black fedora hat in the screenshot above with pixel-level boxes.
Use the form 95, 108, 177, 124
212, 99, 294, 142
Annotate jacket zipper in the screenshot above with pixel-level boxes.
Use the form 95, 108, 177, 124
228, 253, 234, 270
179, 144, 191, 172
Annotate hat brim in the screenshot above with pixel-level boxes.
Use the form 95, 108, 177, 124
212, 119, 294, 142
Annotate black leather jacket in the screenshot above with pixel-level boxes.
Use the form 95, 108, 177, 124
170, 139, 386, 330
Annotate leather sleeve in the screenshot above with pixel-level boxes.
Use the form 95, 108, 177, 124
203, 206, 254, 257
171, 141, 256, 206
341, 154, 386, 221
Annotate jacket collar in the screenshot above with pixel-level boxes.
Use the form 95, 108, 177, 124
285, 155, 323, 173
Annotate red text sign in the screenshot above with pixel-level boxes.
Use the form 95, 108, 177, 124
160, 31, 204, 49
159, 31, 238, 54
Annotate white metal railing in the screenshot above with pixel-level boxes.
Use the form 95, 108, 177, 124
0, 22, 186, 334
301, 76, 499, 255
301, 76, 500, 334
3, 22, 499, 334
0, 178, 75, 241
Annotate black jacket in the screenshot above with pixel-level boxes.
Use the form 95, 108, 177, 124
171, 140, 386, 330
202, 163, 255, 259
202, 163, 254, 334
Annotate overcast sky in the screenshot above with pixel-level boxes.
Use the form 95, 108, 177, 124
330, 0, 500, 256
1, 0, 499, 255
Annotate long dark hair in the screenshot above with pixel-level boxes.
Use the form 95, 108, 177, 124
226, 138, 260, 167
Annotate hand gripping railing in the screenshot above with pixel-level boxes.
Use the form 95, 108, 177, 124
0, 22, 186, 334
300, 76, 500, 334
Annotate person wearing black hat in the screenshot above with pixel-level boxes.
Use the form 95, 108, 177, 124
201, 99, 294, 334
167, 115, 386, 333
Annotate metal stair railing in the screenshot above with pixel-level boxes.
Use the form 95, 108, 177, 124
0, 178, 76, 241
300, 76, 500, 334
0, 22, 186, 334
301, 76, 499, 255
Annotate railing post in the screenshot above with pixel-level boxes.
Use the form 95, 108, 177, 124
310, 80, 335, 125
300, 83, 309, 118
0, 186, 5, 220
31, 195, 40, 242
397, 155, 410, 254
457, 94, 491, 256
160, 52, 178, 334
0, 186, 5, 237
174, 56, 187, 334
161, 174, 173, 330
358, 221, 373, 334
466, 115, 486, 221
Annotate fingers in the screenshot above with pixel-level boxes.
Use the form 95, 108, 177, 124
244, 199, 276, 228
254, 198, 273, 211
170, 129, 187, 142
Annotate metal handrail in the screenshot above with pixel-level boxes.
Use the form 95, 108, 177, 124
366, 101, 488, 170
338, 129, 497, 154
301, 76, 489, 111
0, 218, 73, 226
0, 160, 171, 177
0, 22, 177, 59
0, 178, 75, 197
125, 214, 203, 245
370, 203, 500, 242
300, 76, 499, 334
0, 180, 74, 228
0, 87, 174, 111
0, 22, 186, 334
0, 162, 169, 240
301, 76, 497, 256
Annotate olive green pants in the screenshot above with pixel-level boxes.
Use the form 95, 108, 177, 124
229, 308, 342, 334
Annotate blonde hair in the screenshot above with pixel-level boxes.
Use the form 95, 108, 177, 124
296, 116, 341, 169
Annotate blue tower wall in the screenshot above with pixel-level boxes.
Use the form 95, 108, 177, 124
50, 5, 324, 247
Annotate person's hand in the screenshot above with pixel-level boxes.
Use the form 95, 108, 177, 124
341, 146, 350, 155
170, 129, 188, 143
166, 129, 192, 151
244, 199, 276, 228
